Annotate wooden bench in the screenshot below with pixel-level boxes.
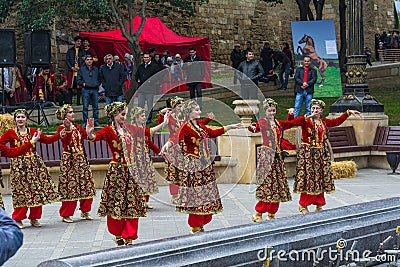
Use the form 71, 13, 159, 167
371, 126, 400, 151
327, 126, 371, 153
378, 49, 400, 63
0, 140, 113, 169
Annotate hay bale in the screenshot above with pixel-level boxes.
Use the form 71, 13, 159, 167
0, 114, 15, 135
331, 160, 357, 179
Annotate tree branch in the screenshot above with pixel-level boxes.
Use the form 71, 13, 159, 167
128, 0, 133, 35
136, 0, 147, 37
109, 0, 129, 36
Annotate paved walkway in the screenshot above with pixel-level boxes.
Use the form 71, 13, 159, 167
2, 168, 400, 266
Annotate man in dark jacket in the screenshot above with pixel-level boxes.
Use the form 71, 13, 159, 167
230, 44, 244, 84
77, 54, 100, 127
66, 36, 86, 105
135, 52, 160, 124
237, 50, 264, 99
294, 56, 317, 117
99, 54, 125, 105
0, 208, 23, 266
272, 50, 291, 91
183, 47, 205, 108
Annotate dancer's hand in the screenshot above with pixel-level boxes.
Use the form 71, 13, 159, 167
348, 110, 362, 117
287, 108, 294, 115
225, 122, 243, 131
207, 112, 215, 120
86, 118, 95, 139
32, 129, 42, 143
160, 141, 172, 155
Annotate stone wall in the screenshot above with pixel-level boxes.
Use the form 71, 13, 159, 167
1, 0, 399, 67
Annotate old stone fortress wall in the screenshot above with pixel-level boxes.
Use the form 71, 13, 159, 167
2, 0, 398, 66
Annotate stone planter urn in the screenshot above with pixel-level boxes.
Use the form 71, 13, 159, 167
232, 99, 260, 126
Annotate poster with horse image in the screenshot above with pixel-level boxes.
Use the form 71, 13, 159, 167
291, 20, 342, 98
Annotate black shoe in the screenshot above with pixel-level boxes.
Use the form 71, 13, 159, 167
276, 86, 283, 90
279, 87, 287, 91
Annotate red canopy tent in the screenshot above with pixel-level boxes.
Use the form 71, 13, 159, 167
80, 17, 211, 62
80, 17, 211, 94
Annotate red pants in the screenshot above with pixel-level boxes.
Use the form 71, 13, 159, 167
12, 206, 42, 221
299, 192, 326, 207
188, 214, 212, 228
169, 183, 179, 195
255, 201, 280, 214
107, 216, 139, 240
145, 195, 149, 202
59, 198, 93, 217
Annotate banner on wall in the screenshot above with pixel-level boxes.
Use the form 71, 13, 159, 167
395, 1, 400, 24
291, 20, 342, 98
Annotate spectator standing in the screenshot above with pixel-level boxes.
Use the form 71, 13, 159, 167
153, 54, 164, 72
242, 41, 253, 58
183, 47, 205, 108
123, 53, 134, 98
260, 42, 274, 77
293, 56, 317, 117
82, 37, 98, 64
77, 55, 100, 127
13, 63, 28, 103
0, 67, 16, 106
135, 53, 159, 124
0, 208, 23, 266
148, 48, 156, 62
390, 31, 400, 49
66, 36, 86, 105
237, 50, 264, 99
99, 54, 125, 105
230, 44, 244, 84
272, 50, 291, 91
50, 68, 68, 106
174, 54, 186, 79
282, 42, 295, 75
25, 66, 40, 99
161, 50, 171, 65
32, 67, 53, 102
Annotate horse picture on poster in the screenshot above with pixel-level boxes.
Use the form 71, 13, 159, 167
297, 34, 328, 86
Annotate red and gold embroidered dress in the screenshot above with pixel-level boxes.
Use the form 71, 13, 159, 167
291, 112, 349, 206
91, 125, 146, 219
0, 142, 35, 209
174, 121, 225, 216
248, 118, 298, 214
57, 124, 96, 202
0, 129, 59, 209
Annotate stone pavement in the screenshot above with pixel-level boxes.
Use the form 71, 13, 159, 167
2, 168, 400, 267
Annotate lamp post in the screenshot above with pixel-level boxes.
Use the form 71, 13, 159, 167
330, 0, 384, 113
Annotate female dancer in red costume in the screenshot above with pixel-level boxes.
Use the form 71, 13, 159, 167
55, 104, 96, 223
248, 98, 298, 221
290, 99, 361, 214
130, 106, 168, 209
0, 109, 59, 228
86, 102, 169, 246
158, 96, 214, 204
0, 130, 42, 209
162, 99, 241, 234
